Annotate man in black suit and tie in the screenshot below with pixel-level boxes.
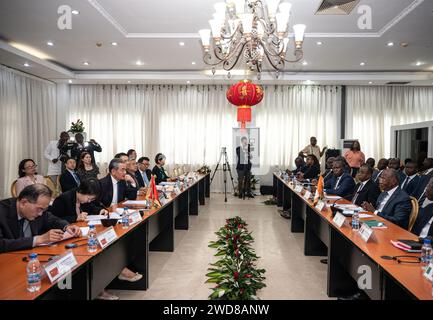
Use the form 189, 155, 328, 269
136, 157, 152, 188
97, 158, 138, 209
400, 161, 421, 195
372, 158, 389, 183
324, 160, 355, 200
0, 184, 81, 253
412, 178, 433, 237
411, 158, 433, 202
362, 169, 412, 230
322, 157, 335, 185
59, 157, 81, 192
420, 158, 433, 177
351, 165, 381, 206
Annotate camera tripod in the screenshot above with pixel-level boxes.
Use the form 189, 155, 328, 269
210, 147, 236, 202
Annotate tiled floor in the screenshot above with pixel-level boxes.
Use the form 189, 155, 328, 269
112, 193, 331, 300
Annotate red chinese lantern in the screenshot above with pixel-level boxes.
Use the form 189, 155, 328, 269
226, 80, 264, 129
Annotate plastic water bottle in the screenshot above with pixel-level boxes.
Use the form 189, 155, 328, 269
421, 238, 432, 267
87, 225, 97, 253
351, 209, 360, 230
26, 253, 41, 292
122, 207, 130, 229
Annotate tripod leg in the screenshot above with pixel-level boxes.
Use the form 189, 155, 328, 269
210, 151, 223, 185
224, 152, 236, 191
223, 165, 227, 202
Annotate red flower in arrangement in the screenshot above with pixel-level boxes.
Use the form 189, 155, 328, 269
240, 288, 245, 295
233, 272, 239, 280
245, 274, 252, 278
235, 249, 239, 257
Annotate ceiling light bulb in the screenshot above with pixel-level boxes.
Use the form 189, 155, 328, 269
198, 29, 212, 47
192, 61, 196, 65
239, 13, 254, 34
369, 81, 373, 84
360, 62, 365, 66
302, 61, 308, 66
136, 60, 144, 66
68, 79, 73, 84
47, 41, 54, 46
416, 61, 423, 66
72, 10, 79, 15
387, 42, 394, 47
233, 0, 245, 15
214, 2, 227, 17
209, 19, 224, 38
265, 0, 281, 18
24, 63, 30, 67
111, 42, 118, 46
179, 41, 185, 46
316, 41, 323, 46
83, 61, 89, 65
293, 24, 306, 43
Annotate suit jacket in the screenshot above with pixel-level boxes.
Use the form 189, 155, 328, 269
372, 169, 384, 183
376, 188, 412, 230
324, 173, 355, 200
50, 190, 99, 223
0, 198, 69, 253
136, 169, 152, 188
351, 179, 381, 206
71, 141, 102, 165
152, 166, 170, 185
236, 146, 252, 171
412, 203, 433, 237
400, 174, 421, 196
412, 175, 432, 199
59, 170, 80, 192
301, 164, 320, 180
97, 174, 138, 209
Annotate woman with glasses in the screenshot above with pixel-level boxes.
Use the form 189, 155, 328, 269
50, 178, 103, 223
16, 159, 46, 195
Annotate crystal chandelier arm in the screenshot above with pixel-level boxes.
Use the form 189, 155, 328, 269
214, 38, 246, 63
262, 47, 285, 71
282, 49, 304, 63
222, 41, 248, 71
221, 24, 241, 40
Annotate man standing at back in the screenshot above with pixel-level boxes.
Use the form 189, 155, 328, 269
300, 136, 327, 163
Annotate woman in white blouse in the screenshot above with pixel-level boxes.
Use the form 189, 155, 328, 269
15, 159, 46, 195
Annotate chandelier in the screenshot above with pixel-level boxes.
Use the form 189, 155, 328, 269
198, 0, 306, 79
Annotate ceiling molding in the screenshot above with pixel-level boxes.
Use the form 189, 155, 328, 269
88, 0, 424, 39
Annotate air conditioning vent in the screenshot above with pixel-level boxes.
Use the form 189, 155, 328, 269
386, 82, 411, 85
316, 0, 360, 15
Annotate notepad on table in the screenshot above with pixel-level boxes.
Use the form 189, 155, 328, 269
362, 220, 387, 229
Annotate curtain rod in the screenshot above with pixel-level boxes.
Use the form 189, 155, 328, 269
0, 64, 56, 85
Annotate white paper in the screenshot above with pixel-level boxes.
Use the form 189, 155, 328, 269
359, 214, 374, 219
325, 195, 342, 200
160, 182, 176, 186
87, 220, 102, 226
123, 200, 149, 206
86, 215, 107, 221
335, 204, 360, 210
80, 227, 90, 237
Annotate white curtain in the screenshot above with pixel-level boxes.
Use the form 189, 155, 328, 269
67, 84, 341, 191
346, 86, 433, 161
0, 65, 57, 198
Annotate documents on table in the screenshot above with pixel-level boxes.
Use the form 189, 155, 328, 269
123, 200, 149, 206
325, 195, 342, 200
86, 215, 108, 221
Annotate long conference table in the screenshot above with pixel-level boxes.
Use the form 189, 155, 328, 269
274, 172, 433, 300
0, 173, 210, 300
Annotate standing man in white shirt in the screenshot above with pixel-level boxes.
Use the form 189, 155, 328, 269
44, 132, 70, 188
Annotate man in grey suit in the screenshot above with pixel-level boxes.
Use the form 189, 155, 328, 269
0, 184, 81, 253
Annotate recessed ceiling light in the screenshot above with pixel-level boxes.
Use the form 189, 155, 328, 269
316, 41, 323, 46
72, 10, 79, 15
136, 60, 144, 66
127, 81, 131, 83
179, 42, 185, 46
68, 79, 73, 84
191, 61, 196, 65
111, 42, 118, 46
23, 62, 30, 67
305, 80, 313, 85
47, 41, 54, 46
302, 61, 308, 66
387, 42, 394, 47
187, 81, 191, 84
369, 81, 373, 84
416, 61, 423, 66
83, 61, 89, 66
360, 62, 366, 66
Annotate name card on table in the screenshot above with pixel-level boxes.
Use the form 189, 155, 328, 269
333, 212, 346, 228
303, 191, 312, 200
174, 187, 181, 195
44, 251, 78, 283
423, 263, 433, 281
97, 226, 118, 249
128, 211, 142, 225
294, 185, 303, 193
315, 200, 326, 212
358, 223, 374, 243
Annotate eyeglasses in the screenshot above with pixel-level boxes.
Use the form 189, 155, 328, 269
24, 164, 37, 169
381, 255, 421, 264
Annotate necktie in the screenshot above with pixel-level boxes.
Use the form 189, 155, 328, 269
401, 176, 410, 189
143, 172, 149, 186
18, 219, 25, 238
352, 183, 364, 204
374, 171, 382, 183
418, 188, 427, 204
335, 177, 342, 189
73, 172, 80, 185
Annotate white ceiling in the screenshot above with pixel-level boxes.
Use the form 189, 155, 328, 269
0, 0, 432, 85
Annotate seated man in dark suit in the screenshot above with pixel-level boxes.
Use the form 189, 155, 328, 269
0, 184, 81, 253
136, 157, 152, 188
400, 161, 421, 195
97, 158, 138, 209
351, 164, 381, 206
324, 160, 355, 200
388, 158, 405, 183
412, 178, 433, 237
362, 169, 412, 230
372, 158, 389, 183
419, 158, 433, 177
322, 156, 335, 184
59, 157, 80, 192
50, 179, 104, 223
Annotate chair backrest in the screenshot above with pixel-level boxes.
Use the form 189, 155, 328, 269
409, 196, 419, 232
44, 176, 57, 197
10, 180, 17, 198
56, 175, 62, 193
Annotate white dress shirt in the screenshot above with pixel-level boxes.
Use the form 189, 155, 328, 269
44, 140, 62, 176
401, 174, 416, 189
352, 179, 370, 204
420, 200, 433, 237
111, 175, 119, 205
375, 185, 399, 214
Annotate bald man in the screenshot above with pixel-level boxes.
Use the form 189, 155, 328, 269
362, 169, 412, 229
